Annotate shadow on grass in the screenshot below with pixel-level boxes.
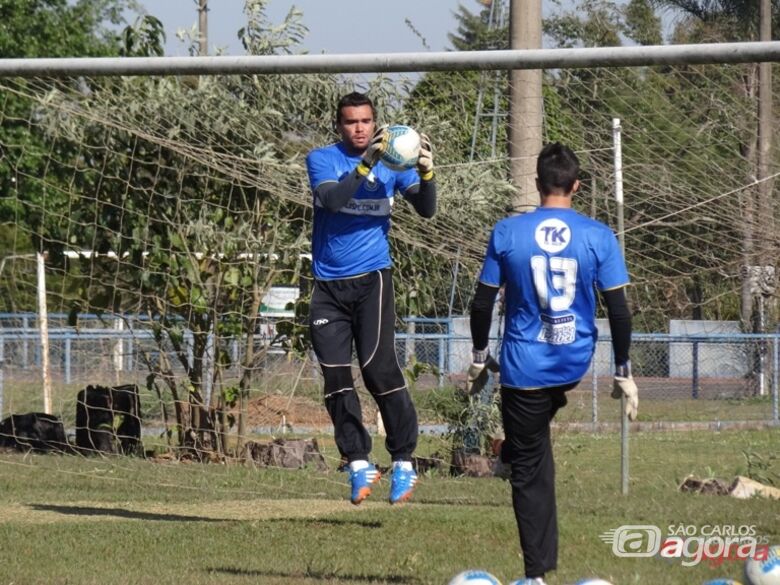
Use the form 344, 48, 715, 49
28, 504, 385, 527
208, 567, 417, 583
29, 504, 229, 522
263, 517, 384, 528
413, 497, 507, 507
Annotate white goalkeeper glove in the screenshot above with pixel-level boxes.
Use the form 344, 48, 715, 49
466, 348, 500, 396
612, 361, 638, 421
356, 124, 389, 177
417, 133, 434, 181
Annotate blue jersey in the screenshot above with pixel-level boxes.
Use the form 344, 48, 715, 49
479, 207, 629, 389
306, 143, 419, 280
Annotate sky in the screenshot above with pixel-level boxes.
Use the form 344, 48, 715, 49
138, 1, 468, 56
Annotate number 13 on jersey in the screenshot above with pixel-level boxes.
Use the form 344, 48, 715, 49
531, 255, 578, 311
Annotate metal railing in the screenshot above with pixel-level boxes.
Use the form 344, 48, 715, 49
0, 313, 777, 425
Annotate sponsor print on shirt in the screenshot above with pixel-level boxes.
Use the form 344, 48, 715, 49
342, 196, 394, 216
537, 313, 576, 345
535, 218, 570, 254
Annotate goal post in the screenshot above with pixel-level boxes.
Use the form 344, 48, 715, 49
0, 41, 779, 76
0, 41, 777, 464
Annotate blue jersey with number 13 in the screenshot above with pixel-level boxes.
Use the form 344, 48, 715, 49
479, 207, 629, 389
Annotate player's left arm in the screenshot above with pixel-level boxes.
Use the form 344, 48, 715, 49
403, 180, 436, 218
603, 286, 638, 421
400, 133, 436, 218
601, 286, 631, 369
598, 231, 638, 420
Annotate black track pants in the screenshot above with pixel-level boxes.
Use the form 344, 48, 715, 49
309, 269, 418, 462
500, 383, 575, 579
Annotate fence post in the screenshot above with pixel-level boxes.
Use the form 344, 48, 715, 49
773, 335, 779, 423
405, 319, 415, 367
692, 340, 699, 399
127, 326, 134, 372
591, 350, 598, 424
65, 334, 72, 385
22, 314, 29, 368
0, 334, 4, 419
438, 336, 445, 389
113, 317, 124, 373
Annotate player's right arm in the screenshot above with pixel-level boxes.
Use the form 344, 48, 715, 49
471, 224, 505, 351
466, 225, 504, 394
306, 149, 365, 213
305, 128, 388, 213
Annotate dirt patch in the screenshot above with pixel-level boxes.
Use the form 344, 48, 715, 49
245, 394, 378, 429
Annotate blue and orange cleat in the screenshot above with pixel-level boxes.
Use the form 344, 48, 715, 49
389, 466, 418, 504
349, 463, 381, 505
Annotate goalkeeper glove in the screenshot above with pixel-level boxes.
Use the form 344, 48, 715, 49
356, 124, 388, 177
417, 133, 434, 181
465, 348, 500, 396
612, 361, 638, 421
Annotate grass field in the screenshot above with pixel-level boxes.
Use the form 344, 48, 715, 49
0, 429, 778, 585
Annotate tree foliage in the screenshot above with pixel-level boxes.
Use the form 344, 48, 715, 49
0, 0, 163, 310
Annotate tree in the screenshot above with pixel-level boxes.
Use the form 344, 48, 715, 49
544, 0, 758, 329
652, 0, 780, 333
0, 0, 163, 311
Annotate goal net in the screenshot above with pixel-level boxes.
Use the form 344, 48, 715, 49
0, 54, 777, 464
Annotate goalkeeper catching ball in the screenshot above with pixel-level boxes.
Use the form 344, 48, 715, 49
305, 92, 436, 505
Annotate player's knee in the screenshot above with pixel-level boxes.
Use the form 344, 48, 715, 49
361, 362, 405, 397
321, 366, 354, 398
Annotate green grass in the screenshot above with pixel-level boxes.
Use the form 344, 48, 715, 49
0, 430, 778, 584
414, 385, 777, 425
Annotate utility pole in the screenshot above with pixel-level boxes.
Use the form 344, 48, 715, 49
198, 0, 208, 56
753, 0, 775, 396
758, 0, 774, 281
508, 0, 543, 214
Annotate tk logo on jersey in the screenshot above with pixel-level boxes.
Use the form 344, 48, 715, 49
535, 218, 570, 253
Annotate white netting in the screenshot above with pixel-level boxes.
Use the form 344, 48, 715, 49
0, 57, 777, 462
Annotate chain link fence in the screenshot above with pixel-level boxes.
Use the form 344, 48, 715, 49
0, 313, 778, 428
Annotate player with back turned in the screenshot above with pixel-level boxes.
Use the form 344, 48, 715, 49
467, 143, 639, 584
305, 91, 436, 505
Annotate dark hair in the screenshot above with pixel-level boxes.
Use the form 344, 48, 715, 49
335, 92, 376, 123
536, 142, 580, 195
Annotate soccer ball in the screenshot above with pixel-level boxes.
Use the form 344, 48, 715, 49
380, 124, 421, 170
571, 580, 615, 585
745, 545, 780, 585
448, 570, 502, 585
702, 580, 743, 585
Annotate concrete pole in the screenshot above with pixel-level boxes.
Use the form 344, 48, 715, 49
198, 0, 208, 57
37, 253, 52, 415
758, 0, 774, 328
508, 0, 543, 214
